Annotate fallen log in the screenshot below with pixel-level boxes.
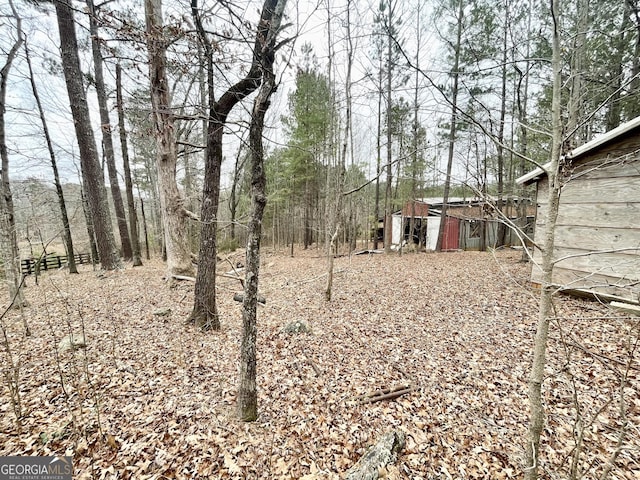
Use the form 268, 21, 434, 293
353, 384, 414, 405
171, 274, 196, 282
345, 430, 405, 480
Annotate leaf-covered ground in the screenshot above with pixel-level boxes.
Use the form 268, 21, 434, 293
1, 249, 638, 479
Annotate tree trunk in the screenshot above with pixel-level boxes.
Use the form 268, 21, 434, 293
229, 144, 247, 241
80, 185, 99, 264
374, 53, 383, 250
115, 62, 143, 266
188, 0, 277, 330
24, 39, 77, 274
0, 0, 26, 306
516, 0, 532, 261
525, 1, 563, 477
138, 193, 151, 260
566, 0, 588, 148
383, 2, 395, 254
238, 83, 267, 423
144, 0, 194, 277
304, 182, 312, 249
238, 0, 287, 422
436, 0, 463, 252
325, 0, 351, 301
55, 0, 120, 271
410, 4, 421, 248
87, 0, 133, 260
606, 5, 628, 130
495, 3, 509, 248
323, 0, 335, 260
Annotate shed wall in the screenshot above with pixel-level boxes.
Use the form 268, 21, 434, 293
426, 217, 440, 250
392, 215, 402, 245
531, 146, 640, 302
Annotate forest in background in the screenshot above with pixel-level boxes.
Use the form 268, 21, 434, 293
2, 0, 640, 259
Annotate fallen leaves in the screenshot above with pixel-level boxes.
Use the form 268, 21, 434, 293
0, 250, 637, 478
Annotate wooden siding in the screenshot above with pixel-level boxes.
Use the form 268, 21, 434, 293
536, 202, 640, 229
533, 266, 640, 301
532, 150, 640, 303
555, 176, 640, 203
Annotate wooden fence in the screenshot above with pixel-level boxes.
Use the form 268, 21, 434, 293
21, 253, 92, 275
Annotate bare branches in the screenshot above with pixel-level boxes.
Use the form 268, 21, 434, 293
387, 27, 545, 173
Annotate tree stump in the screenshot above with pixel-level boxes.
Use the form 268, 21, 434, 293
345, 430, 405, 480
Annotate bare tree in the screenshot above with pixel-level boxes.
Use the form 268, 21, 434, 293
382, 0, 399, 253
374, 50, 383, 250
0, 0, 26, 305
54, 0, 120, 270
238, 0, 288, 422
525, 0, 564, 477
115, 62, 143, 267
494, 3, 509, 247
86, 0, 133, 260
24, 39, 78, 274
409, 0, 423, 249
435, 0, 463, 252
144, 0, 194, 277
325, 0, 352, 301
188, 0, 285, 330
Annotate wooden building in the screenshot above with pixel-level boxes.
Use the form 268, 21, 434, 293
390, 198, 534, 251
517, 116, 640, 303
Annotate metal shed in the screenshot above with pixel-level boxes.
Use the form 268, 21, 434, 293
517, 116, 640, 303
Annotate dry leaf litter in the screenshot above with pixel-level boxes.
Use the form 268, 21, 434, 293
0, 250, 638, 479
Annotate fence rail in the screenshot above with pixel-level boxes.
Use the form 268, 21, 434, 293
21, 253, 92, 275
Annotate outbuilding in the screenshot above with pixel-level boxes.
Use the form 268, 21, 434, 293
390, 197, 534, 251
517, 116, 640, 303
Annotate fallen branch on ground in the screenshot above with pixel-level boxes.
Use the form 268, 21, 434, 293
352, 384, 414, 405
171, 275, 196, 282
170, 272, 245, 284
569, 336, 638, 372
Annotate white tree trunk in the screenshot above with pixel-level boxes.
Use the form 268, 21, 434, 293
144, 0, 194, 277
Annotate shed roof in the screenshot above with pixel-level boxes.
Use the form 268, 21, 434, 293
515, 115, 640, 186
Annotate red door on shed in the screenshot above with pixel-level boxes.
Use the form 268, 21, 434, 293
442, 216, 460, 250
